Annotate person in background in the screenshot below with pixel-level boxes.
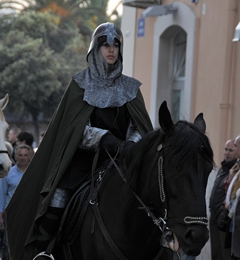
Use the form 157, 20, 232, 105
7, 127, 20, 149
0, 145, 31, 260
209, 139, 237, 260
16, 131, 35, 159
7, 127, 20, 163
0, 227, 3, 259
6, 22, 153, 260
38, 131, 45, 144
34, 131, 46, 153
173, 252, 196, 260
225, 135, 240, 260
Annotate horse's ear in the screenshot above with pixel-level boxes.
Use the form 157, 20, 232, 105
194, 113, 206, 133
0, 94, 9, 110
158, 101, 175, 135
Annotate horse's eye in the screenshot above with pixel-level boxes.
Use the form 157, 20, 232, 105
198, 145, 205, 154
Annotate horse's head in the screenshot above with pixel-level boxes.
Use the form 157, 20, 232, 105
0, 94, 12, 178
152, 101, 213, 256
121, 101, 213, 257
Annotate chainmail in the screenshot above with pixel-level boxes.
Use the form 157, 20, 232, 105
72, 46, 141, 108
126, 120, 142, 143
49, 188, 71, 208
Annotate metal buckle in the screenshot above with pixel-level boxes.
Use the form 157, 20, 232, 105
161, 230, 174, 248
32, 251, 55, 260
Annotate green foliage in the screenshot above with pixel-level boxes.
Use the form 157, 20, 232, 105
0, 0, 115, 37
0, 12, 87, 125
0, 1, 122, 138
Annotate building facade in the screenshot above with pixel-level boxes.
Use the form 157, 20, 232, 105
121, 0, 240, 167
120, 1, 240, 258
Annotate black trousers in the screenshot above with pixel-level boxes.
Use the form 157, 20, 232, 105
210, 212, 232, 260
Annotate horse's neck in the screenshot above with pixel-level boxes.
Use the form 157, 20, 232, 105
101, 169, 156, 231
0, 128, 6, 150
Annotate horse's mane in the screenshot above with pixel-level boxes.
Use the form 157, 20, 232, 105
162, 120, 214, 175
121, 120, 214, 191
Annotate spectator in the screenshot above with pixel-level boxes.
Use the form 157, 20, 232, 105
0, 145, 31, 260
7, 127, 20, 163
38, 131, 45, 144
231, 188, 240, 260
34, 131, 46, 152
174, 252, 196, 259
0, 226, 3, 259
225, 135, 240, 259
209, 139, 237, 260
7, 127, 20, 149
16, 131, 35, 159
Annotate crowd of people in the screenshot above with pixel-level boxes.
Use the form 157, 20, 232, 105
210, 135, 240, 260
0, 21, 239, 260
0, 128, 44, 260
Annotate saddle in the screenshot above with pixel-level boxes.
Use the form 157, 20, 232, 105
54, 150, 168, 260
57, 158, 112, 245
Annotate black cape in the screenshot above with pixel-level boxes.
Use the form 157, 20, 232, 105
6, 79, 153, 260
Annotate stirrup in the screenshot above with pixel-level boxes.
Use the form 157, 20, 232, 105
32, 251, 55, 260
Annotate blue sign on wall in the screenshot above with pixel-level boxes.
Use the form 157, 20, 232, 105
137, 18, 145, 37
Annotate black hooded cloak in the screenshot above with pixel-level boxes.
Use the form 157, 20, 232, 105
6, 78, 153, 260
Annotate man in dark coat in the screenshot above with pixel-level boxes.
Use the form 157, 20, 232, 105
209, 139, 237, 260
230, 135, 240, 260
5, 22, 153, 260
231, 192, 240, 260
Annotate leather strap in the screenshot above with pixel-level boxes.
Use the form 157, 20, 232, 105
92, 203, 128, 260
45, 237, 56, 255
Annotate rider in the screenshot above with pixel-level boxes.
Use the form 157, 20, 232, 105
6, 22, 153, 260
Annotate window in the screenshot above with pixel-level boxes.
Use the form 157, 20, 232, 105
172, 30, 186, 122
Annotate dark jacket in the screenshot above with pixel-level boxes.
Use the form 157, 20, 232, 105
210, 159, 237, 217
232, 195, 240, 257
6, 80, 153, 260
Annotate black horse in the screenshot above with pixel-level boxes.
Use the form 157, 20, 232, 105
59, 101, 214, 260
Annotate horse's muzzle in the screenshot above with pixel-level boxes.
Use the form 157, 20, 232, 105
179, 225, 209, 256
161, 230, 181, 253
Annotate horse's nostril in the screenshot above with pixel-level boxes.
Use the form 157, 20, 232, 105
185, 230, 196, 245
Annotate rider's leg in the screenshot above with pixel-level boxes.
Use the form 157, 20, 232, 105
34, 188, 72, 255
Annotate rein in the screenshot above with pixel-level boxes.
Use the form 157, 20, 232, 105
89, 148, 168, 260
89, 143, 208, 260
89, 149, 129, 260
0, 150, 8, 154
104, 149, 168, 232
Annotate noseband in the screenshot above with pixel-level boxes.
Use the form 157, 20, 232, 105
0, 150, 8, 154
157, 143, 208, 227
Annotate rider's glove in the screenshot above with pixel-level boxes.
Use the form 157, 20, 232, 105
100, 133, 119, 157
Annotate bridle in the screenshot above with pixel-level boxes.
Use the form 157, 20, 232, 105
0, 150, 8, 154
88, 149, 168, 260
157, 143, 208, 227
0, 115, 9, 156
89, 144, 208, 260
88, 148, 171, 260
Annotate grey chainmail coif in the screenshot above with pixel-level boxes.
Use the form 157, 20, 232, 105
73, 44, 141, 108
